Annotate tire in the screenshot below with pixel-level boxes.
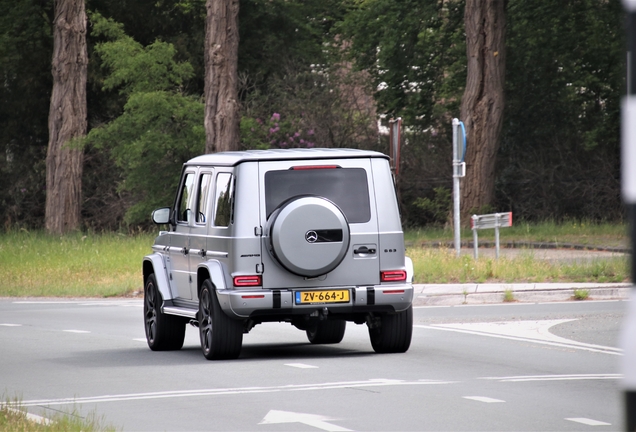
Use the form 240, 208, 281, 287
198, 279, 243, 360
306, 319, 346, 344
144, 274, 186, 351
368, 306, 413, 354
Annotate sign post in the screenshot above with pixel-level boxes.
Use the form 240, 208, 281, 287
388, 118, 402, 178
621, 1, 636, 429
452, 118, 466, 257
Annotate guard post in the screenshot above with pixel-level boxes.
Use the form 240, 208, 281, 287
470, 212, 512, 259
621, 1, 636, 429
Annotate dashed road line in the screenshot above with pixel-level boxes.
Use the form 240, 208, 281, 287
285, 363, 319, 369
463, 396, 505, 403
63, 330, 91, 334
0, 323, 22, 327
565, 417, 611, 426
480, 374, 622, 382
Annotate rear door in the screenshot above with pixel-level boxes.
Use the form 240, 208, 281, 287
259, 158, 380, 288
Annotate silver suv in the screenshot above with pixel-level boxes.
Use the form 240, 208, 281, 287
143, 148, 413, 360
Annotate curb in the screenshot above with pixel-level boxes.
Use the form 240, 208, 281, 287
412, 283, 632, 306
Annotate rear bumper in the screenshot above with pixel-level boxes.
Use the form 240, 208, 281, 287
216, 284, 413, 319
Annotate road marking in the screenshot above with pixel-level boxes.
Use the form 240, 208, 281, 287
63, 330, 91, 334
463, 396, 505, 403
13, 300, 142, 307
5, 407, 54, 425
415, 320, 622, 355
0, 323, 22, 327
285, 363, 319, 369
480, 374, 622, 382
133, 338, 147, 342
565, 417, 611, 426
260, 410, 351, 431
11, 379, 456, 407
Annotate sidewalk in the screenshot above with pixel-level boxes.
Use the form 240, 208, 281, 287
412, 282, 632, 306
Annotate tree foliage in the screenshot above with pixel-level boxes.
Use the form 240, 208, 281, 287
0, 0, 53, 229
0, 0, 628, 230
499, 0, 624, 220
84, 13, 204, 225
338, 0, 465, 129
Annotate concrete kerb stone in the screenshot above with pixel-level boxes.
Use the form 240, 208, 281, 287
413, 283, 632, 306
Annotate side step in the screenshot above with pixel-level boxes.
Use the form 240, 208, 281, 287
162, 305, 197, 319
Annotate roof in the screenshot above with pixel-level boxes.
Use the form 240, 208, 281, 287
186, 148, 389, 167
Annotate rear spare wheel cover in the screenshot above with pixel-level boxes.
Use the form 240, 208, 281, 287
269, 196, 350, 277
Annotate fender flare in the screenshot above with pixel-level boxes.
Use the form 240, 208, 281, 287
142, 254, 173, 301
405, 256, 414, 284
196, 260, 232, 295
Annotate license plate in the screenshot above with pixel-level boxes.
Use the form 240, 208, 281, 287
295, 290, 350, 305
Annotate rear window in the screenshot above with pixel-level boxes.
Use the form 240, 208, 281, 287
265, 167, 371, 223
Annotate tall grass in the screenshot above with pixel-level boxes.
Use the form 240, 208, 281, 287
408, 247, 628, 284
1, 398, 117, 431
0, 230, 155, 297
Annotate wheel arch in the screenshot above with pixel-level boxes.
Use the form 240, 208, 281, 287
143, 254, 173, 301
197, 260, 231, 297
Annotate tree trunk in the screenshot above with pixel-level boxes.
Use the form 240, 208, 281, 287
459, 0, 506, 221
45, 0, 87, 234
204, 0, 240, 154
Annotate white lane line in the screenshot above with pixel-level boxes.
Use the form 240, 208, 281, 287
133, 338, 147, 342
0, 323, 22, 327
5, 407, 54, 425
11, 379, 456, 407
480, 374, 622, 382
13, 300, 142, 307
63, 330, 91, 334
415, 320, 622, 355
463, 396, 505, 403
565, 417, 611, 426
285, 363, 319, 369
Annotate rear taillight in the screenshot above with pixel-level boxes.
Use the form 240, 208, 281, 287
233, 275, 262, 287
380, 270, 407, 282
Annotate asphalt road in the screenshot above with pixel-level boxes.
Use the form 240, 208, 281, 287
0, 299, 627, 431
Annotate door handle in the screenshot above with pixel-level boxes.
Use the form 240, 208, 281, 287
354, 246, 376, 255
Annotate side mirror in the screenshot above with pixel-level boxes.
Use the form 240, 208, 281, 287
152, 207, 171, 225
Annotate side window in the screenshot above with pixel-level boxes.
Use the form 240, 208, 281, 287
214, 173, 234, 227
176, 172, 195, 224
196, 173, 213, 224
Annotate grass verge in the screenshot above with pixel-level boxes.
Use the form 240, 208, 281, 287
1, 398, 117, 431
408, 247, 628, 284
0, 230, 154, 297
0, 224, 629, 298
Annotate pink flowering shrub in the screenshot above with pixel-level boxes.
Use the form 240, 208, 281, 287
240, 112, 316, 150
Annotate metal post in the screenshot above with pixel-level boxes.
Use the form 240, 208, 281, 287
452, 118, 461, 257
621, 2, 636, 429
472, 215, 478, 259
495, 223, 500, 259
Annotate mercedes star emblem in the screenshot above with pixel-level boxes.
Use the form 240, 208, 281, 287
305, 230, 318, 243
